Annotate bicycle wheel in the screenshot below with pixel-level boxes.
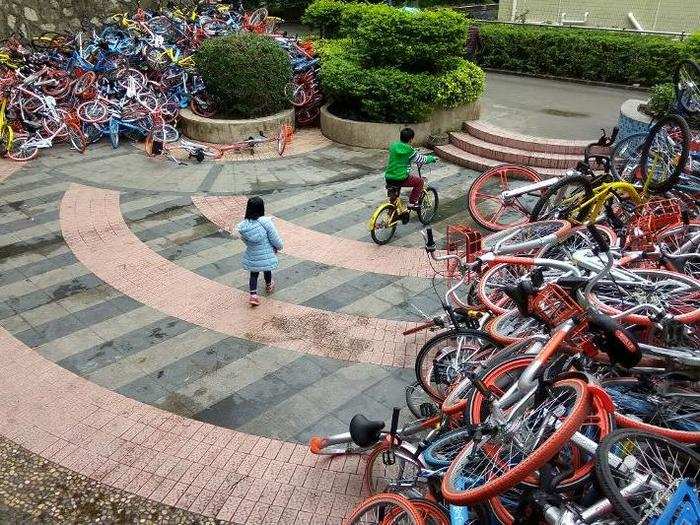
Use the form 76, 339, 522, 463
152, 124, 179, 143
657, 221, 700, 254
405, 382, 438, 420
595, 429, 700, 525
6, 135, 39, 162
601, 376, 700, 444
370, 204, 398, 245
67, 124, 86, 153
610, 132, 646, 181
78, 100, 109, 124
364, 442, 423, 496
466, 354, 613, 492
674, 59, 700, 115
485, 309, 546, 345
414, 329, 501, 402
536, 224, 618, 260
588, 268, 700, 325
345, 493, 425, 525
422, 428, 472, 468
441, 377, 589, 505
385, 499, 451, 525
468, 165, 543, 231
417, 187, 438, 225
529, 174, 593, 223
639, 114, 690, 193
481, 220, 572, 255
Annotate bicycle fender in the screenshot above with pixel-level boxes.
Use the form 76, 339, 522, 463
368, 202, 393, 231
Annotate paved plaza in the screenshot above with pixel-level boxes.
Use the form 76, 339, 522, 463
0, 72, 647, 523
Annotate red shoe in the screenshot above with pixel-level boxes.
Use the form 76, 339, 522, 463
266, 280, 275, 295
249, 294, 260, 306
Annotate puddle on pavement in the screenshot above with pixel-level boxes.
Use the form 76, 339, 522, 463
127, 203, 192, 225
160, 392, 201, 416
541, 108, 590, 118
51, 280, 89, 300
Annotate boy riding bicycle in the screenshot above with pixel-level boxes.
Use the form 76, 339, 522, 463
384, 128, 436, 210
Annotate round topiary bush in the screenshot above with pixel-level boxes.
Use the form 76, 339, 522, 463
195, 33, 292, 119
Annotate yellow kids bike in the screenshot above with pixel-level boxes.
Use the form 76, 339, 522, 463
0, 98, 15, 157
368, 164, 439, 245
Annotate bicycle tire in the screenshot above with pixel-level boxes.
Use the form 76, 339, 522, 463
364, 441, 423, 496
639, 114, 690, 193
468, 164, 542, 231
481, 220, 572, 255
414, 329, 500, 402
345, 493, 425, 525
601, 376, 700, 444
595, 429, 700, 525
77, 100, 108, 124
529, 174, 593, 223
417, 187, 438, 225
588, 268, 700, 325
441, 377, 589, 505
68, 124, 86, 153
405, 381, 438, 420
610, 132, 647, 181
6, 135, 39, 162
384, 498, 451, 525
485, 309, 546, 345
536, 224, 618, 260
674, 59, 700, 116
466, 354, 613, 492
422, 428, 472, 468
370, 203, 397, 245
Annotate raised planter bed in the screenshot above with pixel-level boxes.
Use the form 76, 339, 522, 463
179, 108, 295, 143
320, 102, 481, 149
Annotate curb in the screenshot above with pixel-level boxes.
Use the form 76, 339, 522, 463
483, 68, 651, 93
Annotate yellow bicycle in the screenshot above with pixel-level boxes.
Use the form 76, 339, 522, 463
530, 115, 690, 224
0, 98, 15, 157
368, 165, 439, 245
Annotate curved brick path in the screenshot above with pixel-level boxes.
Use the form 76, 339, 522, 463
60, 183, 427, 368
0, 326, 363, 523
193, 195, 444, 278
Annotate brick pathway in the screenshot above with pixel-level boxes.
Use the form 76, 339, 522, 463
193, 195, 444, 278
60, 183, 427, 368
0, 326, 364, 523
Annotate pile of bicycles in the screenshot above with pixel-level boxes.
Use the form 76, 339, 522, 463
0, 0, 320, 161
309, 121, 699, 522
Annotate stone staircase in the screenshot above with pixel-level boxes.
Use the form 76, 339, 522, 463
435, 121, 591, 177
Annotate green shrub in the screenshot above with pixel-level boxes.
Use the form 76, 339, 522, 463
319, 40, 484, 122
301, 0, 390, 37
476, 23, 695, 86
686, 31, 700, 58
646, 83, 676, 116
353, 8, 469, 72
195, 33, 292, 119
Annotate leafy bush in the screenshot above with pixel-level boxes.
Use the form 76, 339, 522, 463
319, 40, 484, 122
476, 23, 697, 86
195, 33, 292, 119
302, 0, 390, 38
645, 83, 676, 116
354, 8, 468, 72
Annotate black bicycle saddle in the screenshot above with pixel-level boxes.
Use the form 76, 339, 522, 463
349, 414, 385, 447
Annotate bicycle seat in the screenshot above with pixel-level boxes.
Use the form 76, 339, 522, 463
349, 414, 384, 447
504, 281, 537, 316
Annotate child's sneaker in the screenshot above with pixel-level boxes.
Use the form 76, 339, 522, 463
265, 280, 275, 295
249, 293, 260, 307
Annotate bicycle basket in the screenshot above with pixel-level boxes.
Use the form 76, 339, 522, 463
626, 198, 682, 251
528, 283, 583, 327
444, 225, 482, 278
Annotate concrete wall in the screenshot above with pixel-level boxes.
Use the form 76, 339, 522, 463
320, 102, 481, 149
498, 0, 700, 33
179, 108, 295, 144
0, 0, 152, 39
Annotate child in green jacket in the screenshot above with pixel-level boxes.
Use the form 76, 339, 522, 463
384, 128, 437, 210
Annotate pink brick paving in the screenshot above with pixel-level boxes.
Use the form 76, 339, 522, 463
60, 183, 428, 368
0, 326, 365, 523
192, 195, 445, 279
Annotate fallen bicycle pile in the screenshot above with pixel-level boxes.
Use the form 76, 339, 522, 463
311, 193, 699, 523
0, 2, 320, 161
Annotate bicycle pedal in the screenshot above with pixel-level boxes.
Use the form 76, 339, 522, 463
382, 449, 396, 466
419, 402, 436, 418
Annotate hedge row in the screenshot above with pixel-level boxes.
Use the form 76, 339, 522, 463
476, 23, 699, 86
317, 39, 485, 122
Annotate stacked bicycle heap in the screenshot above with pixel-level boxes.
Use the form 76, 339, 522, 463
311, 61, 700, 525
0, 1, 321, 161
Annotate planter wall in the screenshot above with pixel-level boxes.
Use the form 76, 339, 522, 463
616, 99, 651, 141
320, 102, 482, 149
179, 108, 295, 144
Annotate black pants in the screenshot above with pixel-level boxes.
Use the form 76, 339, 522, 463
249, 271, 272, 293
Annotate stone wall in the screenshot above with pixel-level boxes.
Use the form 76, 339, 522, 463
0, 0, 154, 39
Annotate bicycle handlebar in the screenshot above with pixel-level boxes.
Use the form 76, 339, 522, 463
389, 407, 400, 436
